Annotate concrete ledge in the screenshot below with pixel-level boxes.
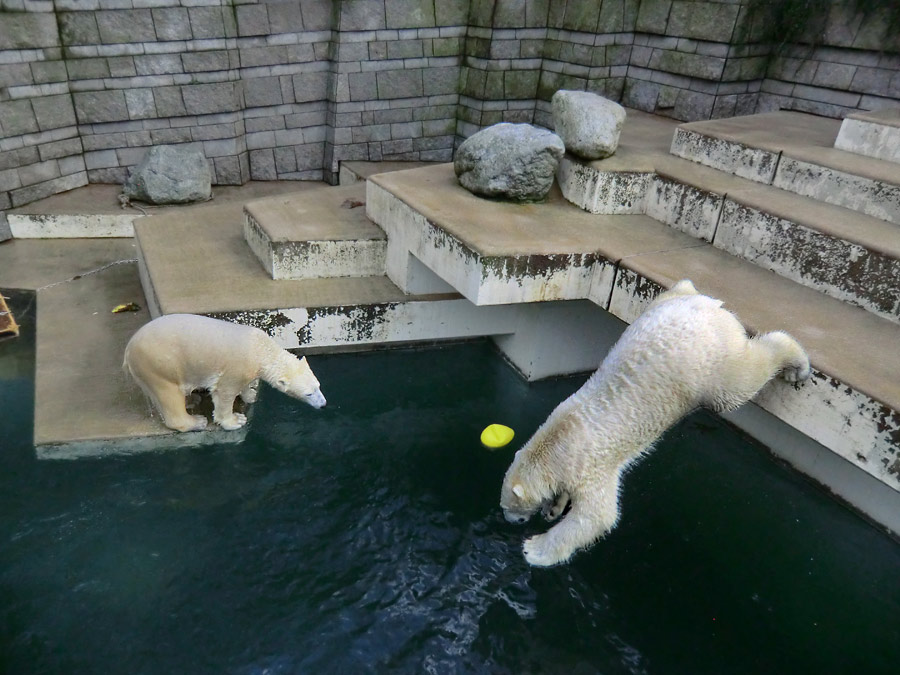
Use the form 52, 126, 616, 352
339, 161, 439, 185
670, 127, 780, 184
557, 156, 652, 214
242, 183, 386, 280
716, 196, 900, 323
773, 155, 900, 225
8, 213, 137, 238
367, 163, 704, 307
669, 112, 900, 225
835, 110, 900, 164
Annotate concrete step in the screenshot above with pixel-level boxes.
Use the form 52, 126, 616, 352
670, 111, 900, 225
243, 182, 387, 280
339, 160, 440, 185
834, 109, 900, 164
6, 182, 301, 238
134, 198, 521, 353
367, 163, 706, 307
648, 155, 900, 324
556, 109, 680, 214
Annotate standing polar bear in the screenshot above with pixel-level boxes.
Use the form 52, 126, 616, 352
124, 314, 326, 432
500, 280, 810, 567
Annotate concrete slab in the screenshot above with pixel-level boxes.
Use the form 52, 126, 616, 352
368, 162, 707, 306
33, 255, 247, 458
7, 181, 309, 238
136, 200, 437, 317
243, 182, 386, 280
677, 111, 842, 155
0, 237, 139, 291
556, 110, 680, 214
135, 197, 533, 358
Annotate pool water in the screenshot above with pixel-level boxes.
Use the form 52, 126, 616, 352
2, 290, 899, 674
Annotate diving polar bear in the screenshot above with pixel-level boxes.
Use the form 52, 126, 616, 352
124, 314, 326, 432
500, 280, 811, 567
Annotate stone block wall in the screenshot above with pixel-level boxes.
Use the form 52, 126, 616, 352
624, 0, 900, 120
1, 0, 899, 236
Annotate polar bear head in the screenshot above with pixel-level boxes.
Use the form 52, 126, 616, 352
272, 354, 326, 409
500, 447, 556, 524
500, 413, 576, 523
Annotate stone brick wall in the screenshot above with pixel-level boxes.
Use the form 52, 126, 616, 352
625, 0, 900, 120
1, 0, 899, 237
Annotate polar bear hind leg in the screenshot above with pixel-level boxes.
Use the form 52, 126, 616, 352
710, 330, 811, 412
142, 375, 208, 432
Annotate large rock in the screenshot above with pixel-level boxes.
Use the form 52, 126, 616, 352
122, 145, 212, 204
552, 90, 626, 160
454, 123, 565, 201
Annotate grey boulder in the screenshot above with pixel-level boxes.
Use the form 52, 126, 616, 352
454, 123, 565, 201
123, 145, 212, 204
552, 90, 626, 160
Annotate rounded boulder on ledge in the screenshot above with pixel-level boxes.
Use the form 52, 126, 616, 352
122, 145, 212, 205
552, 90, 627, 160
454, 123, 565, 202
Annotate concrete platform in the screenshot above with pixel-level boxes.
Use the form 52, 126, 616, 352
368, 163, 706, 307
6, 181, 306, 238
243, 182, 387, 280
0, 237, 247, 457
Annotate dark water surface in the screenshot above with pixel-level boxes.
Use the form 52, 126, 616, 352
2, 290, 899, 674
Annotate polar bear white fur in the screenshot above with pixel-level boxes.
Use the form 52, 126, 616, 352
124, 313, 326, 432
500, 280, 810, 567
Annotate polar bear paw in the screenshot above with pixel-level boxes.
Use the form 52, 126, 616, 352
217, 412, 247, 431
782, 359, 811, 383
523, 534, 567, 567
541, 492, 570, 522
170, 414, 209, 432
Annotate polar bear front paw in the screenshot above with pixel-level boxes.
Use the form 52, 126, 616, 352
523, 534, 568, 567
541, 492, 570, 522
217, 412, 247, 431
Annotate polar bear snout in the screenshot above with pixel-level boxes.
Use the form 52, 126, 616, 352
504, 511, 530, 524
305, 388, 326, 409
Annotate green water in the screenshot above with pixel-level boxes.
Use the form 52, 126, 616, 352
1, 290, 899, 674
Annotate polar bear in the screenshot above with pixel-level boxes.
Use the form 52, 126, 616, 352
500, 280, 810, 567
123, 313, 326, 432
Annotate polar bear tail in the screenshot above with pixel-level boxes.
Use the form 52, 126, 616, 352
652, 279, 699, 306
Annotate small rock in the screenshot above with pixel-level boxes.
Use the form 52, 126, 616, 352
552, 90, 627, 160
122, 145, 212, 205
454, 123, 565, 201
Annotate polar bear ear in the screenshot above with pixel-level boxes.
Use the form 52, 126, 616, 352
512, 484, 525, 499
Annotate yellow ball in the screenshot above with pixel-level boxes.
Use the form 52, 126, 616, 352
481, 423, 515, 449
